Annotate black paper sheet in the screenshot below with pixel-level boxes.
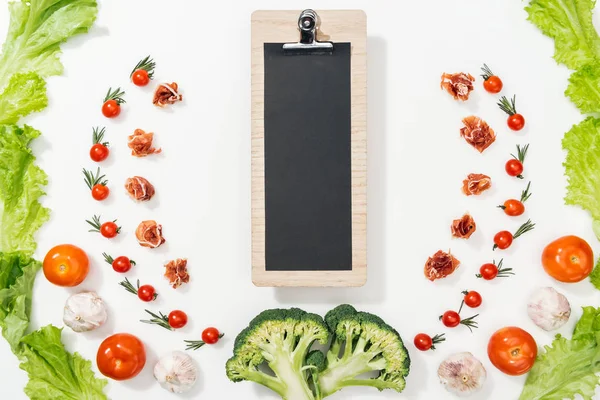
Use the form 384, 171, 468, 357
263, 42, 352, 271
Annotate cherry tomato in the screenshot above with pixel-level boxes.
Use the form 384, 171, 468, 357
508, 114, 525, 131
168, 310, 188, 329
541, 235, 594, 283
483, 76, 503, 94
43, 244, 89, 287
440, 311, 460, 328
501, 199, 525, 216
97, 333, 146, 380
505, 159, 524, 177
90, 143, 109, 162
100, 222, 119, 238
102, 100, 120, 118
488, 327, 537, 376
202, 327, 222, 345
91, 184, 109, 201
478, 263, 498, 280
493, 231, 513, 250
112, 256, 134, 273
414, 333, 433, 351
138, 285, 156, 302
463, 290, 482, 308
132, 69, 150, 86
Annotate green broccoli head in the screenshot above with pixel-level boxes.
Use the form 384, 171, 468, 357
305, 350, 326, 373
226, 308, 329, 400
319, 305, 411, 396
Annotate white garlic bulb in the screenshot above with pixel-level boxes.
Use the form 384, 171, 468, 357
527, 287, 571, 331
154, 351, 198, 393
438, 352, 486, 397
63, 291, 107, 332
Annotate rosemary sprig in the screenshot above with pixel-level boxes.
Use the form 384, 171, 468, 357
459, 314, 479, 333
103, 252, 114, 265
119, 277, 157, 300
498, 95, 518, 116
429, 333, 446, 350
511, 144, 529, 164
480, 63, 495, 80
141, 309, 172, 331
82, 167, 107, 190
86, 215, 103, 232
130, 55, 155, 79
104, 87, 126, 104
184, 333, 226, 351
520, 181, 532, 203
513, 219, 536, 239
92, 126, 108, 146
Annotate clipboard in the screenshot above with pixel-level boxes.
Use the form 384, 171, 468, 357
251, 9, 367, 287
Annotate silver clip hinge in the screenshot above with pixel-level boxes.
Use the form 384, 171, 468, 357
283, 9, 333, 55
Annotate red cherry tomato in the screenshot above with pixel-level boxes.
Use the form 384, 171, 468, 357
440, 311, 460, 328
112, 256, 134, 273
508, 114, 525, 131
91, 184, 109, 201
505, 159, 524, 177
484, 76, 503, 94
100, 222, 119, 238
202, 327, 222, 344
463, 290, 482, 308
478, 263, 498, 280
90, 143, 109, 162
102, 100, 120, 118
132, 70, 150, 86
494, 231, 513, 250
137, 285, 156, 302
168, 310, 188, 329
501, 199, 525, 216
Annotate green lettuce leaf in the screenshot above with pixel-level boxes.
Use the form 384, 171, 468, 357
0, 252, 40, 354
20, 325, 108, 400
589, 257, 600, 290
566, 64, 600, 113
520, 307, 600, 400
0, 124, 50, 254
0, 73, 47, 125
526, 0, 600, 69
0, 0, 98, 93
562, 117, 600, 240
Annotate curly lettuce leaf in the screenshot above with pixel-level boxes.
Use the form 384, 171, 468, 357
0, 124, 50, 254
0, 73, 47, 125
566, 64, 600, 113
19, 325, 108, 400
526, 0, 600, 69
520, 307, 600, 400
0, 0, 98, 93
590, 258, 600, 290
0, 252, 40, 354
562, 117, 600, 240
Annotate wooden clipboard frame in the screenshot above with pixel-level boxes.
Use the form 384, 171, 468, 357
251, 10, 367, 287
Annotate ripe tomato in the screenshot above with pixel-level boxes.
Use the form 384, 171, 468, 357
494, 231, 513, 250
483, 76, 503, 94
508, 114, 525, 131
505, 159, 524, 177
91, 184, 109, 201
501, 199, 525, 216
138, 285, 156, 302
102, 99, 121, 118
43, 244, 89, 287
202, 327, 222, 344
132, 69, 150, 86
97, 333, 146, 380
168, 310, 188, 329
112, 256, 134, 273
440, 311, 460, 328
541, 235, 594, 282
463, 290, 482, 308
488, 327, 537, 376
414, 333, 433, 351
90, 143, 109, 162
478, 263, 498, 280
100, 222, 119, 238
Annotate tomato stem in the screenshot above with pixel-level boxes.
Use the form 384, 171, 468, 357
498, 95, 518, 116
92, 126, 109, 146
458, 299, 465, 314
130, 55, 156, 79
140, 309, 172, 331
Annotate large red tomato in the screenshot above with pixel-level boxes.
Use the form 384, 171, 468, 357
488, 326, 537, 376
542, 235, 593, 282
97, 333, 146, 380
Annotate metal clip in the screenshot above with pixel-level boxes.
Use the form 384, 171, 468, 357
283, 9, 333, 55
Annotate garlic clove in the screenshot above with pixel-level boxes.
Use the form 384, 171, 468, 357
63, 291, 107, 332
154, 351, 198, 393
438, 352, 486, 397
527, 287, 571, 331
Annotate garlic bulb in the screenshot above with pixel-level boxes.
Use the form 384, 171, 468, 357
154, 351, 197, 393
438, 352, 486, 397
63, 291, 107, 332
527, 287, 571, 331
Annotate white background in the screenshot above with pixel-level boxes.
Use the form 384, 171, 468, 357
1, 0, 598, 399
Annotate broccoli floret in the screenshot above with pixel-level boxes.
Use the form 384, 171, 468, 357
226, 308, 329, 400
303, 350, 326, 399
318, 304, 411, 397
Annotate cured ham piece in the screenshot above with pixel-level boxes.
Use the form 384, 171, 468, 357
424, 250, 460, 281
451, 214, 477, 239
128, 129, 162, 157
164, 258, 190, 289
125, 176, 155, 201
441, 72, 475, 101
462, 173, 492, 196
136, 220, 165, 248
153, 82, 183, 107
460, 116, 496, 153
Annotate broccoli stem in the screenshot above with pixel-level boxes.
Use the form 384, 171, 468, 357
237, 368, 288, 397
268, 348, 316, 400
